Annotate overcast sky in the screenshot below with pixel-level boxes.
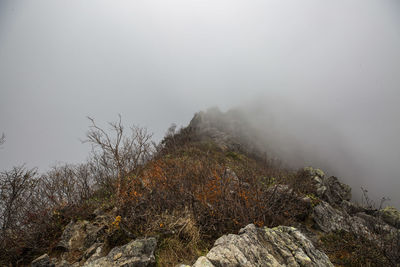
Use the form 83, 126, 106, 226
0, 1, 399, 206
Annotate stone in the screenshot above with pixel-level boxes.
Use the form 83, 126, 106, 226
195, 224, 333, 267
83, 242, 104, 262
313, 201, 350, 233
379, 206, 400, 228
113, 252, 123, 260
304, 167, 325, 178
324, 176, 352, 205
83, 237, 157, 267
313, 201, 370, 235
192, 256, 215, 267
304, 167, 351, 206
56, 219, 107, 252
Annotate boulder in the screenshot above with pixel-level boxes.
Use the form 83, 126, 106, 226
192, 256, 214, 267
56, 217, 108, 253
312, 201, 373, 236
324, 176, 352, 205
379, 206, 400, 228
304, 167, 351, 206
193, 224, 333, 267
83, 237, 157, 267
82, 242, 104, 262
312, 201, 350, 233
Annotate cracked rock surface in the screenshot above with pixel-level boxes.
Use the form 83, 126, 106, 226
83, 237, 157, 267
192, 224, 333, 267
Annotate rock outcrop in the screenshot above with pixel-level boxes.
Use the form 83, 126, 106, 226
380, 206, 400, 228
55, 211, 114, 263
192, 224, 333, 267
304, 167, 351, 207
28, 111, 400, 266
83, 237, 157, 267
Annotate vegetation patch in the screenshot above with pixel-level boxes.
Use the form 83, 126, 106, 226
320, 230, 391, 266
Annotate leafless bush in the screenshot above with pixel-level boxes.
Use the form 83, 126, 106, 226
0, 165, 39, 265
39, 163, 96, 208
0, 166, 37, 235
84, 115, 154, 196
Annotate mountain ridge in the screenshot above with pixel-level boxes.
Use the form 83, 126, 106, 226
1, 109, 399, 266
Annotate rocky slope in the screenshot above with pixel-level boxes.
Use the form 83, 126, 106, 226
30, 166, 399, 266
29, 110, 400, 266
31, 221, 333, 267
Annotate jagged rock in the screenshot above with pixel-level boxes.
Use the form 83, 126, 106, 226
54, 211, 136, 265
304, 167, 325, 179
82, 242, 104, 262
379, 206, 400, 228
83, 237, 157, 267
194, 224, 333, 267
56, 217, 108, 253
324, 176, 351, 205
31, 254, 55, 267
312, 200, 398, 241
312, 201, 350, 233
304, 167, 351, 206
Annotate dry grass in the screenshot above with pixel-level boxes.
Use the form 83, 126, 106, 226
320, 230, 392, 266
150, 208, 208, 266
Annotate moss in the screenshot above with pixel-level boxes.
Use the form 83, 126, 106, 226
380, 206, 400, 227
303, 167, 325, 178
306, 193, 321, 207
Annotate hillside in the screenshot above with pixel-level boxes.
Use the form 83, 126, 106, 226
1, 109, 400, 266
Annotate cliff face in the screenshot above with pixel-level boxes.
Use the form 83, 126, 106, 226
29, 110, 400, 267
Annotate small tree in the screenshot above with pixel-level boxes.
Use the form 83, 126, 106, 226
0, 166, 37, 240
84, 115, 153, 196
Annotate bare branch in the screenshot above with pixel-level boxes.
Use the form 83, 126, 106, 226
83, 115, 154, 196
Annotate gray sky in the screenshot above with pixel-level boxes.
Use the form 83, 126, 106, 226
0, 1, 399, 206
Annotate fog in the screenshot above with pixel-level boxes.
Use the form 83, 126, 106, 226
0, 1, 399, 207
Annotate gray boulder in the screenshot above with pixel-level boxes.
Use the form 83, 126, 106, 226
312, 201, 351, 233
324, 176, 352, 205
56, 216, 108, 253
83, 237, 157, 267
304, 167, 351, 206
312, 200, 374, 237
379, 206, 400, 228
192, 224, 333, 267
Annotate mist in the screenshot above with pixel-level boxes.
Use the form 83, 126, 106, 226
0, 1, 399, 207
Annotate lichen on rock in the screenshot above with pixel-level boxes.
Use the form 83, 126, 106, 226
192, 224, 333, 267
380, 206, 400, 228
